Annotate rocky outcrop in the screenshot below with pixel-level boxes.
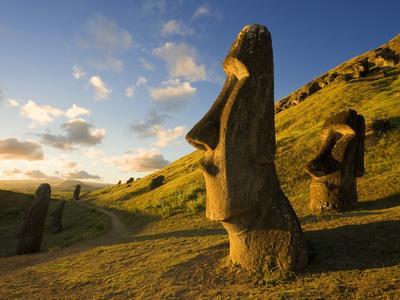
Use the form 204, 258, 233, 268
126, 177, 134, 184
186, 24, 308, 274
275, 34, 400, 114
16, 184, 51, 255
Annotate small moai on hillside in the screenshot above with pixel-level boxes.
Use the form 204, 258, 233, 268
50, 200, 65, 234
185, 24, 308, 274
305, 109, 365, 213
149, 175, 164, 190
126, 177, 134, 184
117, 180, 121, 185
16, 183, 51, 255
73, 184, 81, 200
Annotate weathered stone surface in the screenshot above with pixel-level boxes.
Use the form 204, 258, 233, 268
73, 185, 81, 200
126, 177, 134, 184
305, 109, 365, 213
16, 183, 51, 255
149, 175, 164, 190
50, 200, 65, 234
186, 24, 308, 274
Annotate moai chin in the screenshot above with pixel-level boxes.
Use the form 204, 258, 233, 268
305, 109, 365, 213
73, 184, 81, 200
185, 24, 308, 273
16, 183, 51, 255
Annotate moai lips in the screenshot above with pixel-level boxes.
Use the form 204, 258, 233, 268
186, 24, 308, 273
305, 109, 365, 212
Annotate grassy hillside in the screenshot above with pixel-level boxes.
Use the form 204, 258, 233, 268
0, 189, 111, 256
1, 36, 400, 298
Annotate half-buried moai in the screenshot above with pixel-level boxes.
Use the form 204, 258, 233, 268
16, 183, 51, 255
185, 24, 308, 274
305, 109, 365, 213
50, 200, 65, 234
73, 184, 81, 200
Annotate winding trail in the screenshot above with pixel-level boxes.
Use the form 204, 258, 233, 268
0, 200, 131, 275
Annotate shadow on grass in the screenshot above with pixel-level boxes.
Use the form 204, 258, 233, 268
132, 228, 226, 242
306, 219, 400, 272
358, 193, 400, 211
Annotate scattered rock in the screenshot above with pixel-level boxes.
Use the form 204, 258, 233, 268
149, 175, 164, 190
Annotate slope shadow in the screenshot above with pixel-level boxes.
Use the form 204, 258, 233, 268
306, 219, 400, 273
358, 193, 400, 211
132, 228, 226, 243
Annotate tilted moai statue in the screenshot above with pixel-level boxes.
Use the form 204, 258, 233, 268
16, 183, 51, 255
50, 200, 65, 234
185, 24, 308, 273
73, 184, 81, 200
305, 109, 365, 212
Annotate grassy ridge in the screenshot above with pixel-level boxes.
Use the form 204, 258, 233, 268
0, 190, 111, 256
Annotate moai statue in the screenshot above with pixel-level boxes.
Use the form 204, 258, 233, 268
117, 180, 121, 185
16, 183, 51, 255
50, 200, 65, 234
305, 109, 365, 213
185, 24, 308, 273
126, 177, 134, 184
73, 184, 81, 200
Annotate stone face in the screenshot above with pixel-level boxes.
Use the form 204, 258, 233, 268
50, 200, 65, 234
16, 183, 51, 255
73, 185, 81, 200
149, 175, 164, 190
185, 24, 308, 273
117, 180, 121, 185
305, 109, 365, 212
126, 177, 134, 184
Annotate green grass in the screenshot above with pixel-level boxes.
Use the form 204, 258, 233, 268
0, 190, 111, 256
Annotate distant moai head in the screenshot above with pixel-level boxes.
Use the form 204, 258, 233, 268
35, 183, 51, 200
73, 184, 81, 200
305, 109, 365, 212
186, 24, 275, 221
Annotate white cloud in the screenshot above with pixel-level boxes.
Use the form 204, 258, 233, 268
2, 168, 59, 180
84, 148, 104, 159
107, 148, 169, 172
40, 118, 106, 150
149, 79, 196, 108
81, 15, 133, 51
89, 76, 111, 100
66, 104, 91, 119
151, 125, 186, 147
125, 85, 135, 98
64, 161, 78, 169
139, 57, 155, 70
20, 100, 64, 127
153, 42, 207, 82
0, 138, 44, 161
63, 170, 100, 180
161, 19, 193, 36
193, 4, 222, 19
136, 76, 148, 86
72, 65, 86, 79
89, 57, 124, 73
6, 98, 19, 107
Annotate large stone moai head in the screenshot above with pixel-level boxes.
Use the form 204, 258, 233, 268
186, 24, 308, 274
305, 109, 365, 213
73, 184, 81, 200
16, 183, 51, 255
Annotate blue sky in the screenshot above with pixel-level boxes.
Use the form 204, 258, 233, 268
0, 0, 399, 183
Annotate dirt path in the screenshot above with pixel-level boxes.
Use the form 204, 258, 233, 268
0, 200, 131, 274
76, 201, 130, 247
